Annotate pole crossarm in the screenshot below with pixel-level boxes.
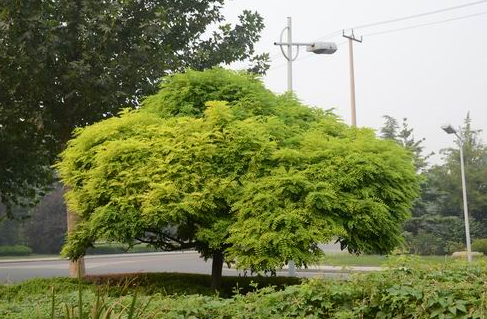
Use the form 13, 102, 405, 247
274, 42, 317, 46
343, 29, 362, 127
342, 29, 363, 43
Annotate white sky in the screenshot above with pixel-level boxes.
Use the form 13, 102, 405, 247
222, 0, 487, 164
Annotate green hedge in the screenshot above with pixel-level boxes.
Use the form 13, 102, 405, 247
2, 263, 487, 318
472, 239, 487, 255
149, 263, 487, 318
0, 245, 32, 256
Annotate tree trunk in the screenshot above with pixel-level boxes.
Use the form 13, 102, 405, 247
211, 250, 224, 290
64, 0, 86, 280
66, 186, 85, 278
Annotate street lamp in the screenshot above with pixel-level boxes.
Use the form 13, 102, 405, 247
274, 17, 337, 277
442, 124, 472, 263
274, 17, 337, 93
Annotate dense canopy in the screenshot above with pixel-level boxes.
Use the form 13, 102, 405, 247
0, 0, 266, 216
57, 69, 419, 279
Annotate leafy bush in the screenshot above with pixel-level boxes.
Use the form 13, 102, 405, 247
445, 241, 466, 254
472, 239, 487, 255
0, 245, 32, 256
3, 263, 487, 318
404, 230, 444, 255
148, 263, 487, 318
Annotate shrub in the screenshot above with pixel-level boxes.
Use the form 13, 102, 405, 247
445, 241, 465, 254
472, 238, 487, 255
0, 245, 32, 256
405, 230, 444, 255
4, 263, 487, 318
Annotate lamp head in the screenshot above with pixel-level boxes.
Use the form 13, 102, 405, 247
442, 125, 457, 135
306, 42, 337, 54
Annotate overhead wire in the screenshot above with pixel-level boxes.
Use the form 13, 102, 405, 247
269, 1, 487, 70
351, 0, 487, 30
362, 10, 487, 37
306, 0, 487, 41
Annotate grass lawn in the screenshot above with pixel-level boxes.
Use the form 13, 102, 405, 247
320, 253, 485, 267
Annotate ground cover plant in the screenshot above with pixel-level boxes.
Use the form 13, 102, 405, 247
1, 262, 487, 318
0, 273, 302, 318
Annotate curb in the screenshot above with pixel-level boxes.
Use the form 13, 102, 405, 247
0, 250, 198, 264
223, 264, 385, 273
295, 266, 385, 273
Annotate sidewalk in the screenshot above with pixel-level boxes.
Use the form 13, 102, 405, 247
296, 265, 384, 273
223, 264, 384, 273
0, 250, 198, 264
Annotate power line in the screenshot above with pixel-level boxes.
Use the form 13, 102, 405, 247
351, 0, 487, 30
311, 30, 343, 42
306, 0, 487, 43
268, 6, 487, 71
362, 10, 487, 38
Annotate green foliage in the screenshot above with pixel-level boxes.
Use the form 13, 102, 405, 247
3, 264, 487, 318
382, 114, 487, 255
57, 69, 419, 277
23, 185, 67, 254
380, 116, 433, 172
472, 239, 487, 255
430, 115, 487, 227
0, 245, 32, 256
404, 215, 464, 255
0, 0, 267, 217
0, 185, 68, 254
0, 217, 24, 246
142, 68, 277, 118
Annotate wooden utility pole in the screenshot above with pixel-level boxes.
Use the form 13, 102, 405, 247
343, 30, 362, 127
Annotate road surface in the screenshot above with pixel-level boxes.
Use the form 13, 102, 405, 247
0, 252, 350, 284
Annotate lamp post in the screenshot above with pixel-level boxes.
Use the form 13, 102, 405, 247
274, 17, 337, 277
442, 124, 472, 263
274, 17, 337, 93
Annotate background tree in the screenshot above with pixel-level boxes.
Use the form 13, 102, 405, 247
58, 69, 420, 288
24, 185, 67, 254
380, 116, 432, 172
429, 114, 487, 228
380, 115, 399, 141
0, 0, 267, 216
0, 186, 67, 253
0, 206, 24, 246
381, 114, 487, 254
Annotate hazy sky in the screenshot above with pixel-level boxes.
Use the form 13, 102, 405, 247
221, 0, 487, 164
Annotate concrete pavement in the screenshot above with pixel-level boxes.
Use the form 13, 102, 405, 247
0, 251, 382, 284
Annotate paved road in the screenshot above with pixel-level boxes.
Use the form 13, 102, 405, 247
0, 252, 349, 284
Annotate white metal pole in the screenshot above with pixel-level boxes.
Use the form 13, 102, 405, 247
458, 138, 472, 263
287, 17, 293, 93
348, 38, 357, 127
286, 16, 296, 277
